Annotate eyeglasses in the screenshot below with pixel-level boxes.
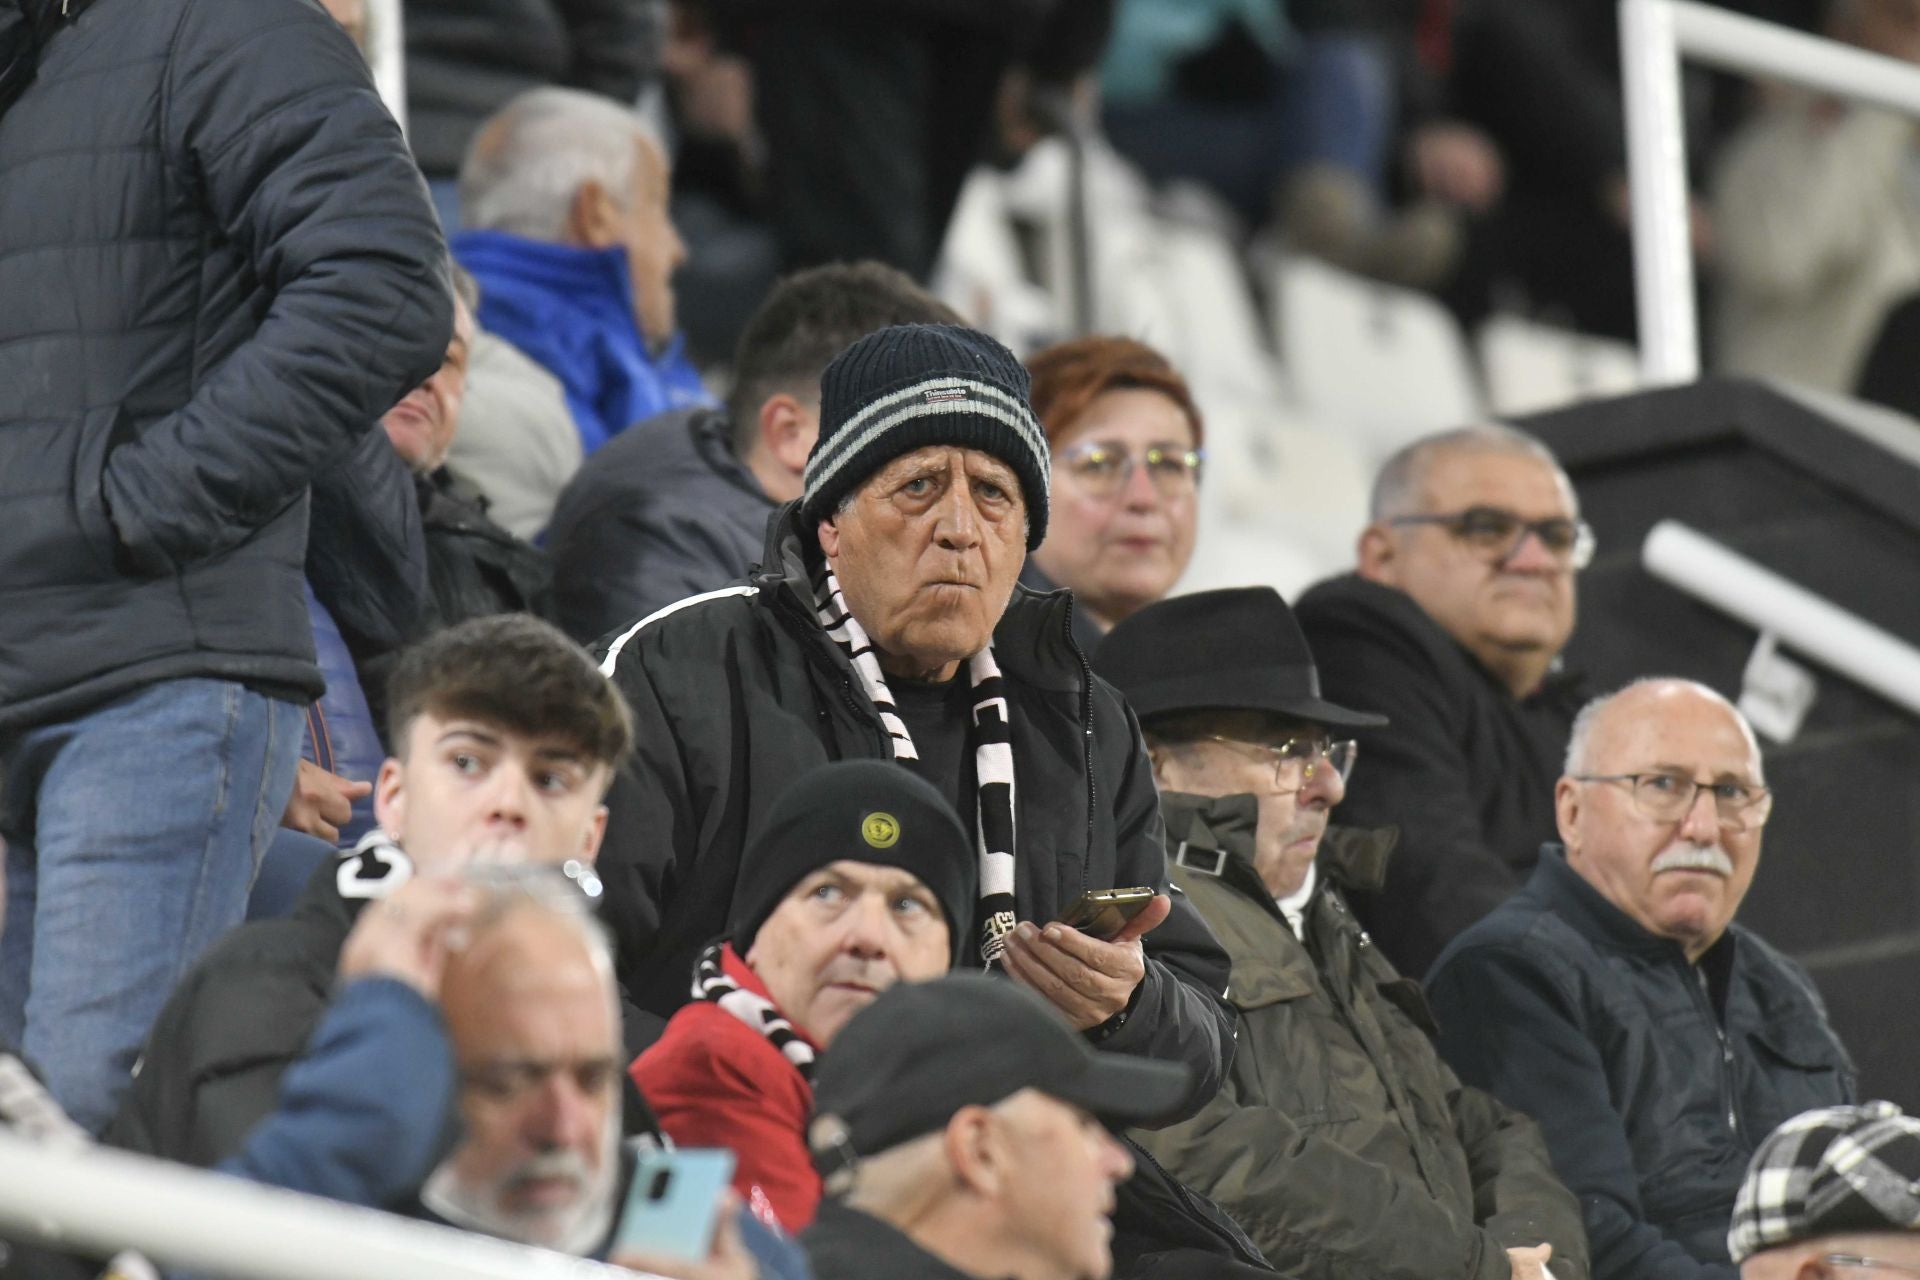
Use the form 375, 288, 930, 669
1206, 735, 1357, 792
1824, 1256, 1920, 1279
1389, 506, 1596, 569
1056, 440, 1204, 499
1573, 772, 1774, 831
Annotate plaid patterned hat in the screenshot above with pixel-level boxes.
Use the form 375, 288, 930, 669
1729, 1102, 1920, 1262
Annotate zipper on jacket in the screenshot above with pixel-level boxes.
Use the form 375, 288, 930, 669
1125, 1136, 1267, 1267
1062, 598, 1097, 894
1695, 966, 1739, 1135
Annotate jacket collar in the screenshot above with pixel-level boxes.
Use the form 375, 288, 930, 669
1159, 791, 1397, 893
806, 1200, 991, 1280
751, 503, 1088, 694
1531, 844, 1704, 963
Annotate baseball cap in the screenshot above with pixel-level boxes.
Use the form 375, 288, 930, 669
808, 973, 1192, 1182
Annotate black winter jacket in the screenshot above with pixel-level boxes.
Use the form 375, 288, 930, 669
405, 0, 664, 177
1427, 850, 1855, 1280
1294, 574, 1585, 977
548, 406, 773, 643
593, 505, 1236, 1119
0, 0, 450, 735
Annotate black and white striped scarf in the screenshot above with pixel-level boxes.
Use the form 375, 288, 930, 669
813, 565, 1019, 966
691, 940, 818, 1082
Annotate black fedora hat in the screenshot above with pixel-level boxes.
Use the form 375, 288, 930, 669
1095, 587, 1387, 729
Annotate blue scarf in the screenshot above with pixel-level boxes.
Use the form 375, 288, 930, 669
453, 230, 711, 454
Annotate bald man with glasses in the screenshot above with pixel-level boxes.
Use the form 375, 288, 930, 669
1296, 423, 1594, 976
1427, 678, 1856, 1280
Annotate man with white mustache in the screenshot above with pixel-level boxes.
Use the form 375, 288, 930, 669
1427, 678, 1856, 1280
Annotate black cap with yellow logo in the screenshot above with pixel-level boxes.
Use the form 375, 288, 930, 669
726, 760, 978, 967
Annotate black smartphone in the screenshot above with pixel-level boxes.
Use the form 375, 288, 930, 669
1057, 886, 1157, 940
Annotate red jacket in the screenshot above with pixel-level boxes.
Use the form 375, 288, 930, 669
630, 945, 823, 1231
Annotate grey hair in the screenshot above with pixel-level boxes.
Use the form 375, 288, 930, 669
1370, 424, 1573, 521
460, 863, 616, 977
458, 87, 662, 242
1563, 677, 1763, 781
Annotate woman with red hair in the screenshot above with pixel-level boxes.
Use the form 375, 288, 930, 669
1022, 336, 1205, 649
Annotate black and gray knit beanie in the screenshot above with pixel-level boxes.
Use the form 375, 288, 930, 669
798, 324, 1051, 549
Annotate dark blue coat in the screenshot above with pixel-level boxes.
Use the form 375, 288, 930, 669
0, 0, 450, 734
1427, 849, 1855, 1280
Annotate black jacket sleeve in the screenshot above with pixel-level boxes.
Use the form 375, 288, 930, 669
99, 0, 450, 575
1093, 701, 1236, 1121
1428, 944, 1731, 1280
307, 429, 428, 659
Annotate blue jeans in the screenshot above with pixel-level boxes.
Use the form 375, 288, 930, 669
0, 678, 303, 1133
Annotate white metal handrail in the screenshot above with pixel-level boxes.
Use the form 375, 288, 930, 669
0, 1130, 648, 1280
1642, 520, 1920, 717
368, 0, 407, 134
1621, 0, 1920, 383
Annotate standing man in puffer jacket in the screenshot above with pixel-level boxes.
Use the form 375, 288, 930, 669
0, 0, 451, 1134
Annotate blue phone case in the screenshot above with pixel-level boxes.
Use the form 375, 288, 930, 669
609, 1147, 738, 1262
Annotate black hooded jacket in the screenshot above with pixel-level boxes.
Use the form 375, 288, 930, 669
0, 0, 450, 734
593, 504, 1236, 1118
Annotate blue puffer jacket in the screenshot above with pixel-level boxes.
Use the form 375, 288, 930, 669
454, 230, 711, 455
0, 0, 450, 734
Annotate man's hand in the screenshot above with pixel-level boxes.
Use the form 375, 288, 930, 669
612, 1190, 760, 1280
337, 876, 479, 1000
281, 759, 372, 844
1407, 121, 1505, 212
1507, 1243, 1553, 1280
1000, 894, 1173, 1031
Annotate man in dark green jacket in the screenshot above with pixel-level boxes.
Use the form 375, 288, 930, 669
1096, 587, 1589, 1280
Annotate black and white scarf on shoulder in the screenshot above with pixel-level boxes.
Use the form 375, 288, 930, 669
691, 941, 818, 1082
813, 565, 1019, 966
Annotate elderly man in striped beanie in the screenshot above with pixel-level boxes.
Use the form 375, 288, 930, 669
592, 324, 1233, 1127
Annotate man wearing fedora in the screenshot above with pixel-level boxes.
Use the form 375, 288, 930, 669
593, 323, 1233, 1118
1094, 587, 1588, 1280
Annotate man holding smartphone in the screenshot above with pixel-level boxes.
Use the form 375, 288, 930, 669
1094, 587, 1588, 1280
595, 324, 1233, 1121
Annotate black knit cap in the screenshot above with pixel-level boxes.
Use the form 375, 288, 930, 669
799, 323, 1051, 549
728, 760, 979, 967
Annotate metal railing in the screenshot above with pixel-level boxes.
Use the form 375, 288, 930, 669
1642, 520, 1920, 719
368, 0, 407, 134
0, 1130, 648, 1280
1621, 0, 1920, 383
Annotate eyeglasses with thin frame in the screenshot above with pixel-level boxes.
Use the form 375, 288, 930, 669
1389, 506, 1596, 569
1056, 440, 1204, 500
1205, 735, 1358, 793
1572, 771, 1774, 831
1824, 1256, 1920, 1279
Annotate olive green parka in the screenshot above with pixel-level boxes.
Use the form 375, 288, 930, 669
1132, 793, 1589, 1280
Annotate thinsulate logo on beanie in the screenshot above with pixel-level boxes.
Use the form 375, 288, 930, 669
923, 386, 969, 404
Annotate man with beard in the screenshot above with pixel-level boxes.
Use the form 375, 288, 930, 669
1427, 679, 1856, 1280
1094, 587, 1585, 1280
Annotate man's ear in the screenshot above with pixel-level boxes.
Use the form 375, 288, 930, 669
1554, 775, 1582, 856
566, 178, 623, 250
372, 757, 406, 840
759, 394, 818, 475
1356, 522, 1398, 585
942, 1106, 1003, 1198
817, 514, 842, 560
581, 803, 609, 862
